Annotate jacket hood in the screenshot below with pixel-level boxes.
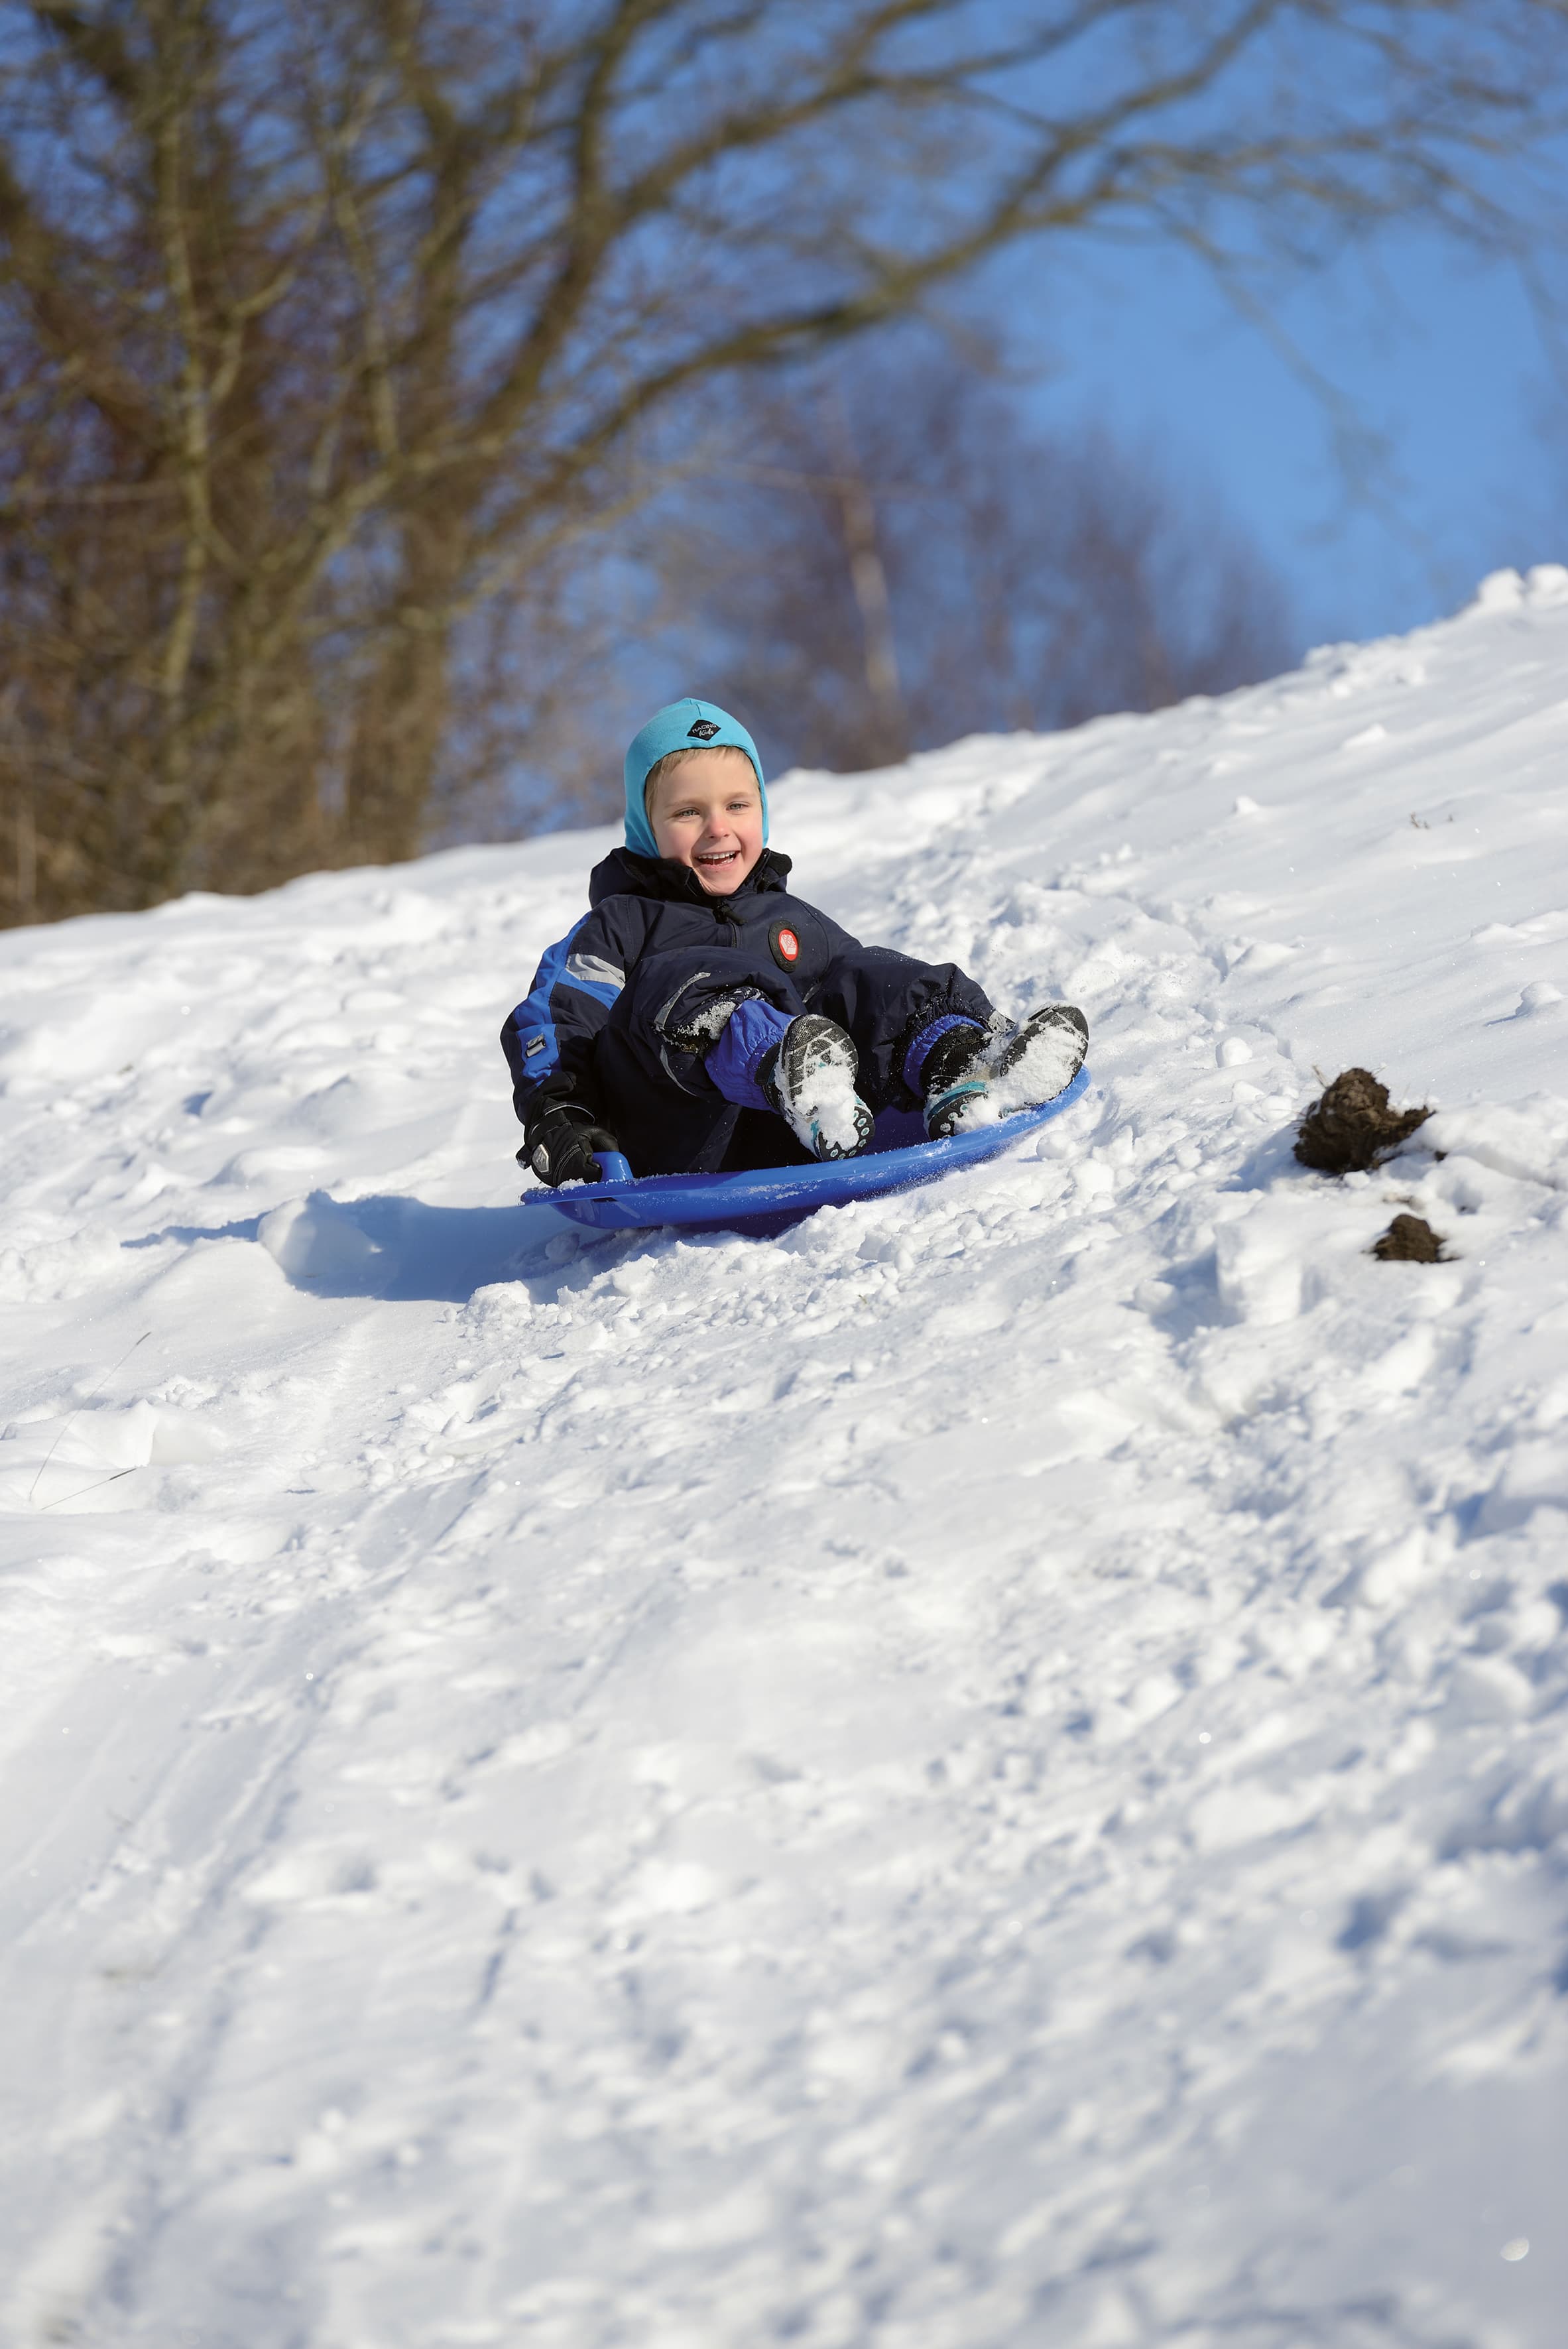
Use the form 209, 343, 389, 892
622, 697, 767, 859
588, 844, 792, 911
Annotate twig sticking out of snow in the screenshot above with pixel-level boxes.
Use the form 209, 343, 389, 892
27, 1329, 151, 1511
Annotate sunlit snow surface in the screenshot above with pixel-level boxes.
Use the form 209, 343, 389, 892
3, 568, 1568, 2348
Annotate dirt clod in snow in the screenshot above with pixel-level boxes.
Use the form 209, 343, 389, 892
1372, 1212, 1447, 1263
1295, 1067, 1431, 1174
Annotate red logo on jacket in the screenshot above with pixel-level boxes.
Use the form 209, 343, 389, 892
771, 924, 800, 967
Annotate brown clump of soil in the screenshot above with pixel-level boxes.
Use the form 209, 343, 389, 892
1295, 1067, 1431, 1175
1372, 1213, 1446, 1263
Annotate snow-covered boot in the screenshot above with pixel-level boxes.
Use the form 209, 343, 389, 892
992, 1002, 1089, 1101
762, 1014, 874, 1162
924, 1005, 1088, 1139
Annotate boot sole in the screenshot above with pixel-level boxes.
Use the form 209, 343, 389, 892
773, 1016, 874, 1161
995, 1005, 1089, 1101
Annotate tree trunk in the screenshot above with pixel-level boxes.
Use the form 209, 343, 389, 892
340, 503, 467, 863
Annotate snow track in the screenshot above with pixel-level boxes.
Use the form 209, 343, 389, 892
3, 569, 1568, 2347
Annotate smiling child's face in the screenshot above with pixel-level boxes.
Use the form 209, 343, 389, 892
647, 749, 764, 893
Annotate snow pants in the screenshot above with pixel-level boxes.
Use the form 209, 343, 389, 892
591, 945, 995, 1176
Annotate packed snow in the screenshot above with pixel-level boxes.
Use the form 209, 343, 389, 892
3, 566, 1568, 2349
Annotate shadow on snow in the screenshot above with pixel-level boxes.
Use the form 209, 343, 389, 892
125, 1192, 576, 1305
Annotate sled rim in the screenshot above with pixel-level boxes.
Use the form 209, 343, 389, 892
520, 1063, 1089, 1232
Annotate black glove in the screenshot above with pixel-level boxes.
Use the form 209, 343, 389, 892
519, 1101, 623, 1188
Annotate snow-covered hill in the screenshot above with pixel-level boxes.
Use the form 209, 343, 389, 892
3, 567, 1567, 2349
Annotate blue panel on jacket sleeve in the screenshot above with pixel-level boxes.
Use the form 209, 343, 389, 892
509, 916, 590, 1083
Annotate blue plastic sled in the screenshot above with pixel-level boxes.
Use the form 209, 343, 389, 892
518, 1064, 1089, 1238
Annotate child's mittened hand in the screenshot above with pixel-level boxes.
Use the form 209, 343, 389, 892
520, 1103, 623, 1187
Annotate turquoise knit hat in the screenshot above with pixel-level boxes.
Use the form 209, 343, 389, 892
623, 697, 767, 859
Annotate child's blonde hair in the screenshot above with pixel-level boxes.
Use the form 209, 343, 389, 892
642, 741, 757, 813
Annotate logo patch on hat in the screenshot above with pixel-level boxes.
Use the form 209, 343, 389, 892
770, 922, 800, 969
686, 718, 721, 740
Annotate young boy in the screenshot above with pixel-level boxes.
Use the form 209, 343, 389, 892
502, 697, 1087, 1185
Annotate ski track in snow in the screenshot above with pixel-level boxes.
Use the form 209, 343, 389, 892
3, 566, 1568, 2348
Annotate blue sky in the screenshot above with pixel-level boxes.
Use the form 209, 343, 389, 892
992, 225, 1566, 655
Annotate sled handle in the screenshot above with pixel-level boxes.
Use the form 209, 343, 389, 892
592, 1150, 636, 1185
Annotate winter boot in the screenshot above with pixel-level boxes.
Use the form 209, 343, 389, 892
924, 1005, 1088, 1139
761, 1014, 874, 1162
918, 1019, 991, 1140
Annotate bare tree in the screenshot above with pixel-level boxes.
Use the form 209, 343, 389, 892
1, 0, 1565, 923
652, 340, 1296, 772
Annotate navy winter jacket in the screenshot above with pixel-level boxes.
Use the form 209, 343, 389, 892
501, 846, 992, 1176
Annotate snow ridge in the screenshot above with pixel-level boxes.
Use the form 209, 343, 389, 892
2, 568, 1567, 2346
